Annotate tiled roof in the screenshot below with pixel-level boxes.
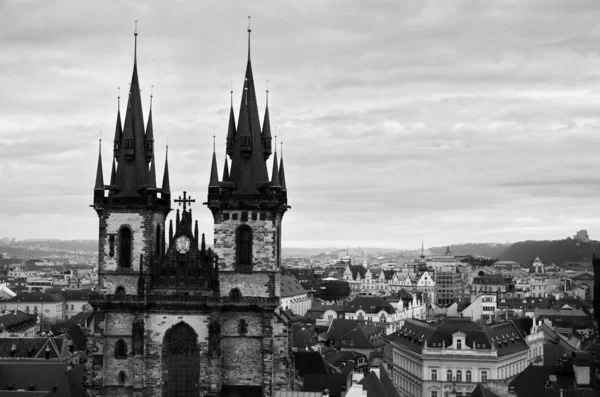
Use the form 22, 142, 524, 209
343, 297, 395, 315
292, 324, 318, 349
571, 272, 593, 280
280, 274, 307, 297
386, 318, 529, 357
508, 362, 598, 397
470, 383, 501, 397
293, 351, 329, 375
359, 367, 400, 397
0, 336, 67, 359
303, 374, 346, 397
0, 362, 83, 396
274, 392, 322, 397
4, 292, 64, 303
327, 319, 385, 349
0, 310, 37, 333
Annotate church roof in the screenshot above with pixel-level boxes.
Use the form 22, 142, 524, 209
342, 296, 395, 315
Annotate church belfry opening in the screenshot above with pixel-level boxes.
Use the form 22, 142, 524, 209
119, 226, 132, 268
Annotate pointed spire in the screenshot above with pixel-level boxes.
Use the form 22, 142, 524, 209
228, 22, 269, 193
161, 145, 170, 196
176, 209, 180, 229
226, 87, 236, 158
110, 158, 117, 186
247, 16, 251, 61
113, 23, 148, 196
94, 139, 104, 193
209, 148, 220, 189
113, 87, 123, 157
169, 219, 173, 245
201, 233, 206, 252
194, 220, 199, 243
145, 86, 154, 158
134, 20, 138, 65
271, 150, 280, 188
279, 155, 287, 192
262, 82, 272, 160
222, 156, 230, 182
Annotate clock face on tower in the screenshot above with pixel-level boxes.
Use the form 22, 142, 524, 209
175, 236, 190, 254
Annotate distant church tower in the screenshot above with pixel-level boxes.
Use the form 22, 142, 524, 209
86, 25, 292, 397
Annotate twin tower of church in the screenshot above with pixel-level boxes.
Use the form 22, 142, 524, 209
87, 25, 292, 397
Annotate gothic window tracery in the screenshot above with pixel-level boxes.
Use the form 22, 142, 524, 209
162, 322, 199, 397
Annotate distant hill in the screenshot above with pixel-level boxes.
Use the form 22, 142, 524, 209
498, 238, 596, 267
429, 243, 511, 258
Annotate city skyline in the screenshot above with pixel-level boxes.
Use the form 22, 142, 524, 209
1, 1, 600, 248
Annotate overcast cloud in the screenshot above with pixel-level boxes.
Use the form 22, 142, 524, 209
1, 0, 600, 249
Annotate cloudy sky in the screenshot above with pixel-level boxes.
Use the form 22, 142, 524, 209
1, 0, 600, 249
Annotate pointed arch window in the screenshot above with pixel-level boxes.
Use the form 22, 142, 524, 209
162, 322, 199, 396
236, 225, 253, 269
119, 226, 132, 268
115, 339, 127, 359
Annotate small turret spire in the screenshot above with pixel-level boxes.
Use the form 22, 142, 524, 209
201, 233, 206, 252
209, 147, 220, 189
222, 156, 230, 182
279, 154, 287, 192
271, 150, 281, 188
94, 138, 104, 193
110, 158, 117, 186
161, 145, 171, 198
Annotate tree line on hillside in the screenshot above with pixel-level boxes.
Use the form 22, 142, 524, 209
498, 239, 596, 266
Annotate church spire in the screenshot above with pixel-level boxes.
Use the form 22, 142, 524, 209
94, 139, 104, 197
227, 21, 269, 193
161, 145, 170, 200
113, 23, 148, 197
226, 86, 236, 158
261, 82, 272, 160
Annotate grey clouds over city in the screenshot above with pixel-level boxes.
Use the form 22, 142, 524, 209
1, 0, 600, 248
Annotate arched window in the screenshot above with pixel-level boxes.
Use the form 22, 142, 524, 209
446, 369, 453, 381
456, 370, 462, 382
229, 288, 242, 300
115, 286, 125, 295
118, 371, 126, 383
162, 322, 199, 396
119, 227, 132, 268
466, 370, 472, 382
236, 225, 252, 269
115, 339, 127, 358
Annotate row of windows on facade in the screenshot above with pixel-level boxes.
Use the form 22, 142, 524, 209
109, 224, 254, 268
24, 304, 85, 312
430, 369, 484, 382
112, 319, 250, 357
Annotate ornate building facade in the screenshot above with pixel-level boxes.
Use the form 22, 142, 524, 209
85, 27, 292, 397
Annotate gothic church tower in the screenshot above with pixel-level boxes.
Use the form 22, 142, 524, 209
86, 26, 293, 397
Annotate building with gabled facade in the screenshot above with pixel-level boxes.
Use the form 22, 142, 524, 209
86, 26, 293, 397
